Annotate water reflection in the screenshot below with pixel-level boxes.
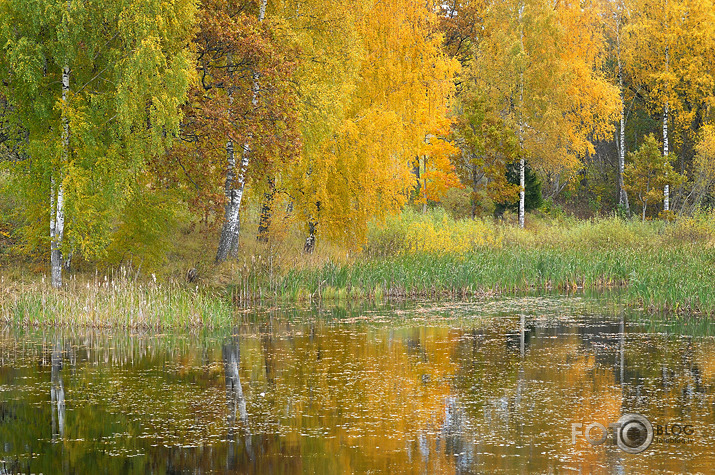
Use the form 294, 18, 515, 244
0, 299, 714, 473
50, 340, 65, 440
222, 334, 251, 469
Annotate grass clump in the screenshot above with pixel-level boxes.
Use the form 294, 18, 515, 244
0, 271, 234, 329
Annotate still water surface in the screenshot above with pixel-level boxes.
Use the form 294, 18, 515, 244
1, 297, 714, 474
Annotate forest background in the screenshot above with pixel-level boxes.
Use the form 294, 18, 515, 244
1, 0, 715, 324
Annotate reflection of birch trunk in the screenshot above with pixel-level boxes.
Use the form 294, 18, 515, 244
215, 0, 268, 263
223, 338, 250, 469
620, 312, 625, 387
51, 341, 65, 439
223, 341, 248, 426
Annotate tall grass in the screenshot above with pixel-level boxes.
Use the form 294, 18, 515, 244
246, 209, 715, 315
0, 271, 234, 329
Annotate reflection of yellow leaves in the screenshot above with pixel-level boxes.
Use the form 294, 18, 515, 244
695, 344, 715, 382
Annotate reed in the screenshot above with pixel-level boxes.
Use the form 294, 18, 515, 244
0, 272, 234, 329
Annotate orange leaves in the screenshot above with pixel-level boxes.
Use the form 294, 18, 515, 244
466, 0, 618, 201
170, 0, 301, 222
418, 121, 462, 204
625, 0, 715, 152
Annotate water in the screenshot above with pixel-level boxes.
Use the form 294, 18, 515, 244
1, 297, 714, 473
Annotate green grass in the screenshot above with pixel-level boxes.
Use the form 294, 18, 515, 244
0, 275, 234, 329
2, 209, 715, 327
270, 245, 715, 314
220, 210, 715, 316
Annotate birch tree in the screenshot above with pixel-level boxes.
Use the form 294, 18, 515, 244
168, 0, 299, 263
291, 0, 458, 249
0, 0, 196, 286
624, 134, 684, 220
604, 0, 632, 213
625, 0, 715, 213
214, 0, 268, 263
472, 0, 619, 227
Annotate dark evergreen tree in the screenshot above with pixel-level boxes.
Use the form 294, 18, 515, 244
495, 162, 543, 217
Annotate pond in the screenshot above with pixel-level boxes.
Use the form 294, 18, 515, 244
1, 296, 714, 473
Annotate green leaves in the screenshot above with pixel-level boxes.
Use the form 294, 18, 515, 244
625, 134, 685, 219
0, 0, 197, 264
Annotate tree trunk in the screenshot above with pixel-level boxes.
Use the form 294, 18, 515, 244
304, 202, 320, 254
471, 164, 478, 219
413, 157, 421, 198
517, 3, 526, 229
422, 156, 428, 214
663, 101, 670, 211
519, 158, 525, 228
257, 178, 275, 242
662, 43, 670, 212
215, 0, 268, 264
51, 59, 70, 288
616, 20, 629, 212
304, 219, 317, 254
216, 138, 242, 263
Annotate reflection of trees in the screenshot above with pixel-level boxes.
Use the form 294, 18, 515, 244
261, 320, 276, 386
222, 334, 250, 469
2, 313, 715, 473
223, 338, 248, 427
50, 340, 65, 440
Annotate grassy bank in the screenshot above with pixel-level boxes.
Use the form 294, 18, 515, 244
2, 210, 715, 327
221, 210, 715, 315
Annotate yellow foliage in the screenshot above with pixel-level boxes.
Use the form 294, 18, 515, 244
404, 215, 498, 254
694, 124, 715, 190
367, 209, 500, 256
291, 0, 459, 248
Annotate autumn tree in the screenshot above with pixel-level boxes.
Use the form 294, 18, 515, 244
687, 125, 715, 211
625, 0, 715, 212
602, 0, 632, 213
290, 0, 458, 250
451, 95, 520, 217
271, 0, 364, 250
470, 0, 619, 227
0, 0, 196, 286
414, 120, 462, 213
164, 0, 300, 263
625, 134, 685, 220
437, 0, 488, 65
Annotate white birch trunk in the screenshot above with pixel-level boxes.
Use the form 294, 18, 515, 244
517, 3, 526, 229
663, 42, 670, 212
663, 101, 669, 211
616, 18, 629, 211
422, 156, 427, 214
51, 62, 69, 288
215, 0, 267, 263
519, 158, 525, 228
